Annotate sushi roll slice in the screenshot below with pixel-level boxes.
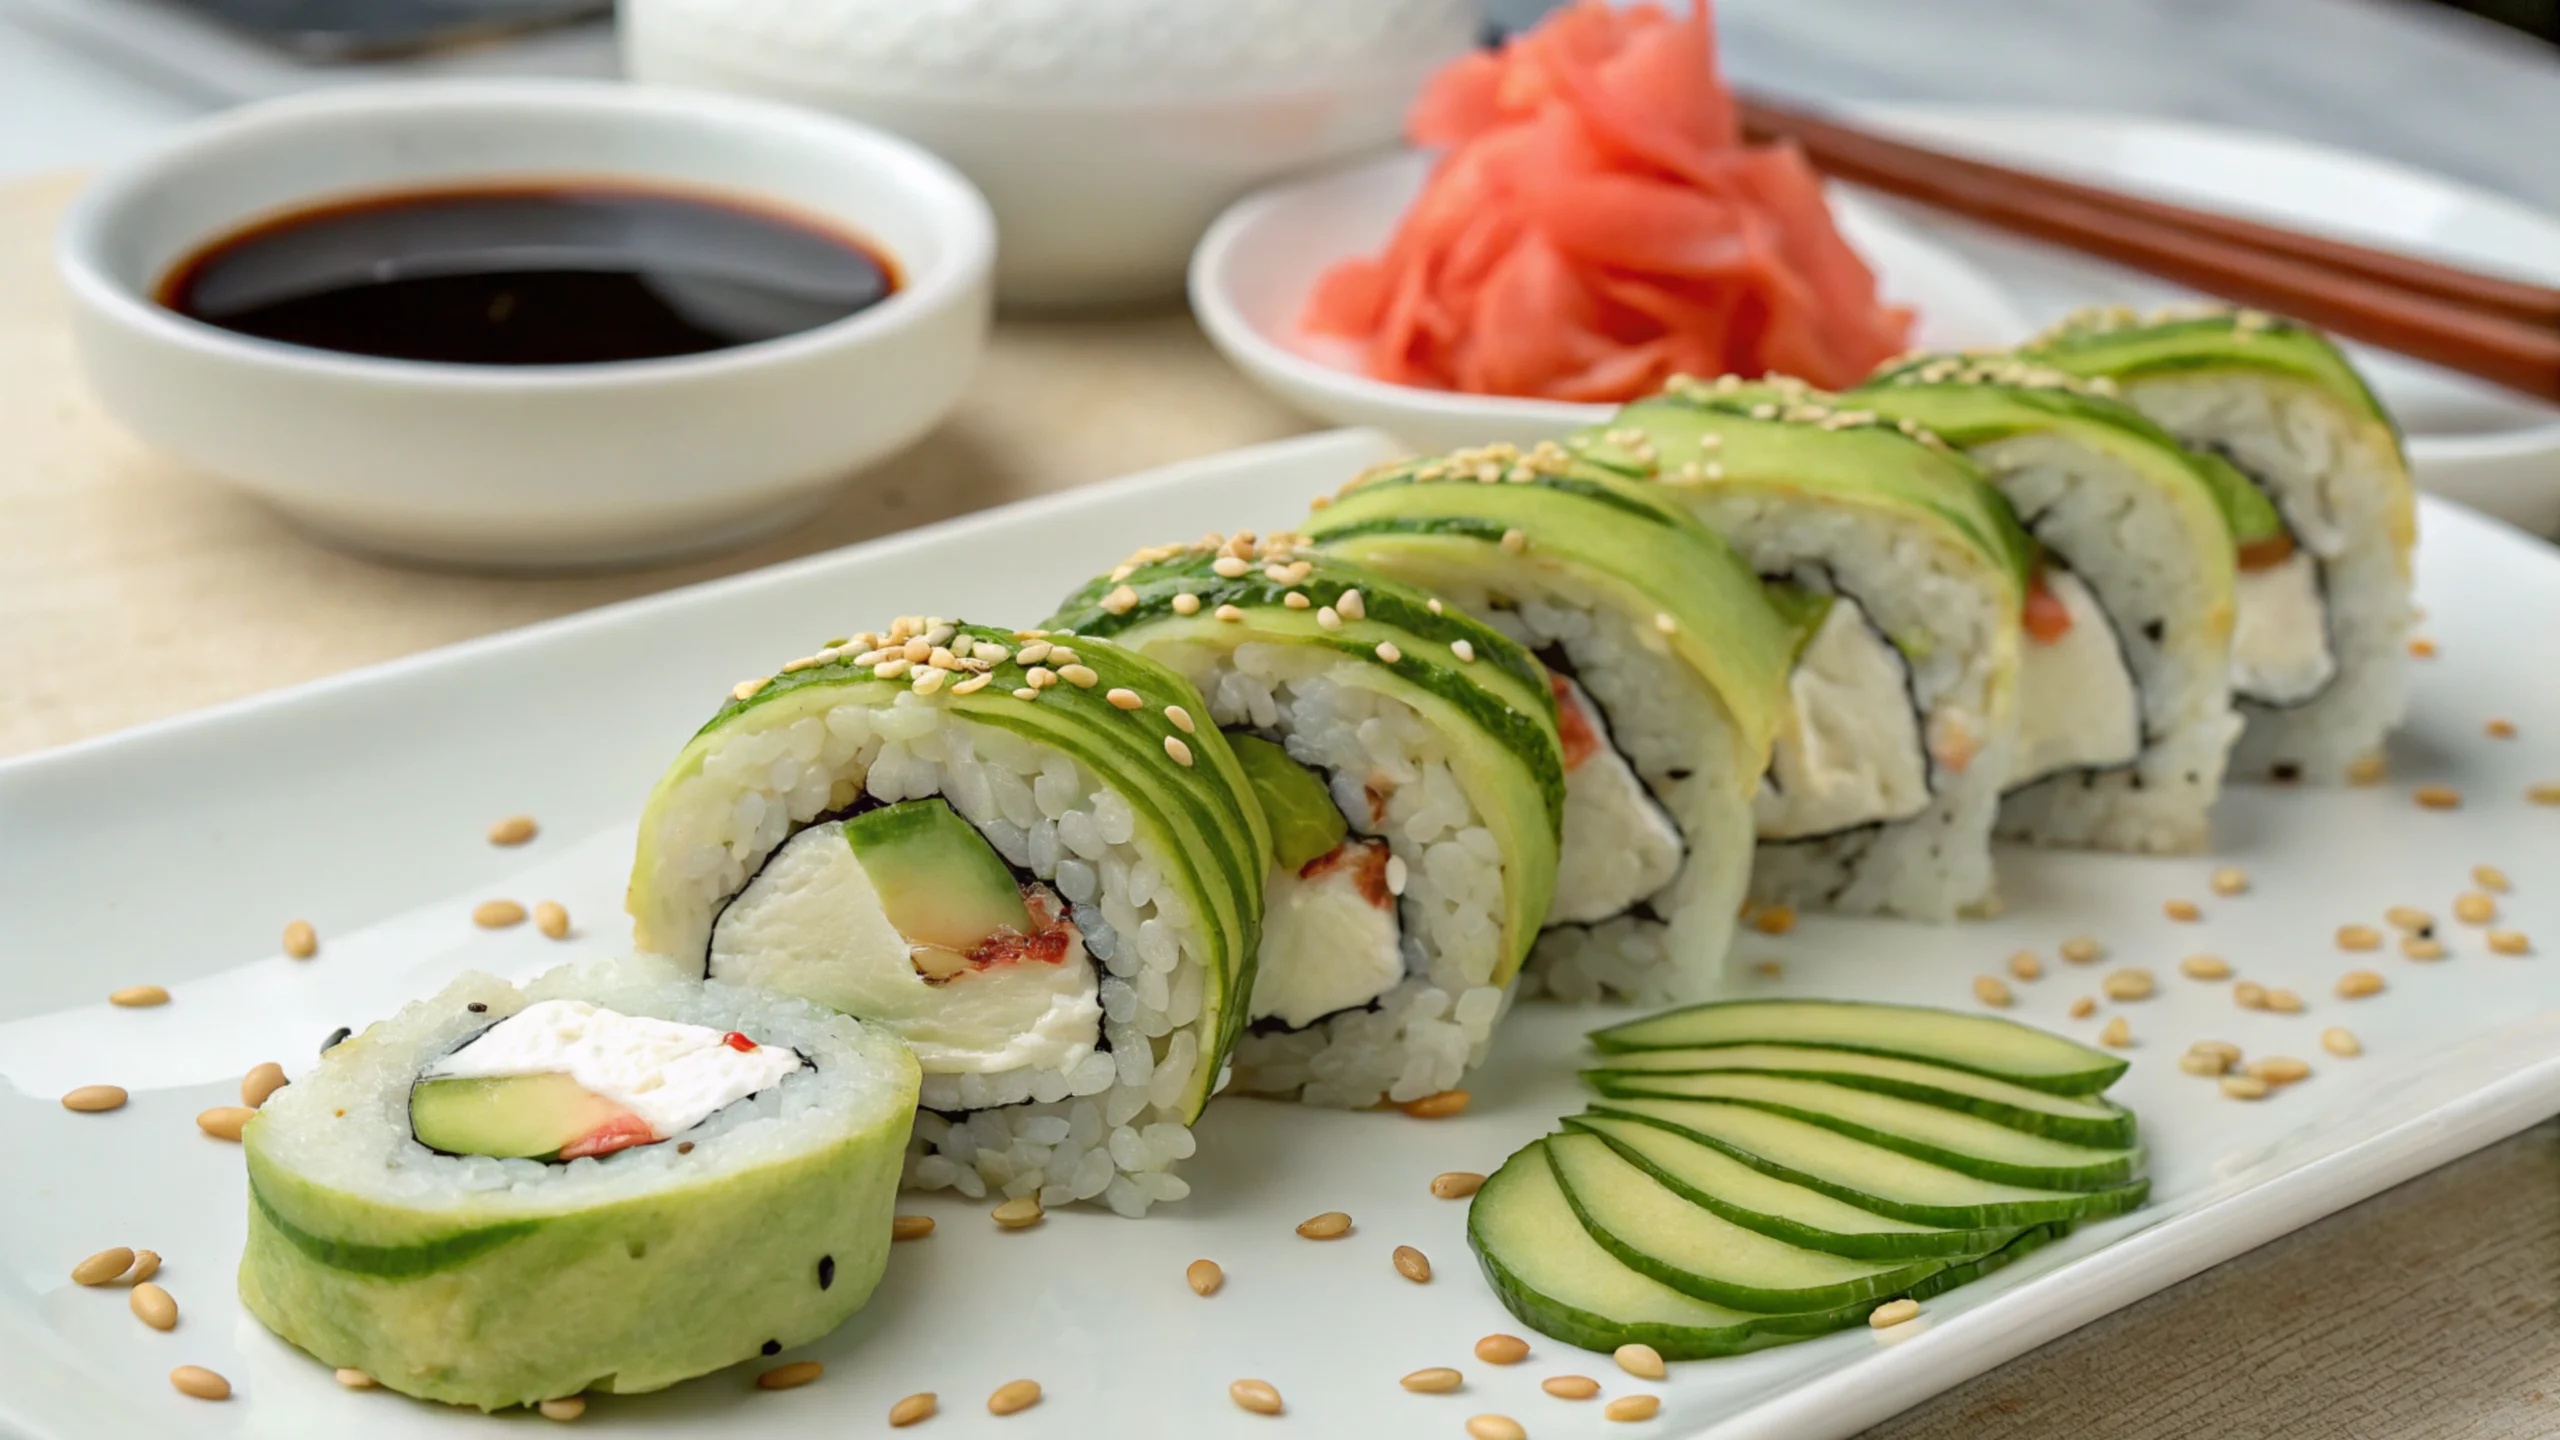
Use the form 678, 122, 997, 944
1587, 378, 2029, 921
1301, 441, 1795, 1003
625, 616, 1270, 1216
1853, 355, 2265, 852
2026, 307, 2416, 781
1046, 534, 1564, 1108
239, 957, 918, 1411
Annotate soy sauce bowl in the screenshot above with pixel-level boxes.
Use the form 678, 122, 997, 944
57, 80, 994, 570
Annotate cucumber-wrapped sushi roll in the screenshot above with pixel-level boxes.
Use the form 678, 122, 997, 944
1852, 356, 2264, 852
2025, 307, 2415, 782
626, 616, 1270, 1216
1302, 442, 1794, 1003
1047, 536, 1564, 1108
1587, 380, 2029, 921
238, 957, 918, 1410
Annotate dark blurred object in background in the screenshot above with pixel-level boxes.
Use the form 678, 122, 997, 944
2427, 0, 2558, 44
165, 0, 606, 59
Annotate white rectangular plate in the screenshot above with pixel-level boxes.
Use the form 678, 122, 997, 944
5, 429, 2557, 1439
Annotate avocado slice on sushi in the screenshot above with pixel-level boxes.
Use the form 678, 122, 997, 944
1223, 732, 1406, 1030
1228, 733, 1348, 870
1584, 1042, 2137, 1148
410, 1073, 652, 1162
839, 799, 1039, 972
1590, 997, 2129, 1095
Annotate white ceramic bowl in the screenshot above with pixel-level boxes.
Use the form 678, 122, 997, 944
623, 0, 1477, 308
58, 80, 994, 570
1190, 150, 2034, 455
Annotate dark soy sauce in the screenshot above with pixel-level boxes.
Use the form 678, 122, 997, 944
157, 182, 898, 366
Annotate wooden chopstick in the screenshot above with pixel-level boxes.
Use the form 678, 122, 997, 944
1740, 96, 2560, 403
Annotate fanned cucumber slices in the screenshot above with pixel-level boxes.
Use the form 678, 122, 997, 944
1471, 999, 2148, 1360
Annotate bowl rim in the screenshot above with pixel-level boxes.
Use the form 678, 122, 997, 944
55, 78, 996, 393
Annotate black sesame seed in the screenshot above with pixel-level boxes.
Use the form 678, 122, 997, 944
466, 1002, 488, 1013
761, 1340, 782, 1357
818, 1255, 835, 1290
2142, 620, 2165, 644
320, 1025, 351, 1054
676, 1141, 695, 1155
2272, 763, 2302, 783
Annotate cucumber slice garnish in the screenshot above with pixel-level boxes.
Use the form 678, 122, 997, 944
1585, 1043, 2137, 1148
1590, 998, 2127, 1095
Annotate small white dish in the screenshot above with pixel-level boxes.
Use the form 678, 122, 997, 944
1189, 149, 2034, 455
625, 0, 1477, 308
57, 79, 995, 571
1848, 105, 2560, 538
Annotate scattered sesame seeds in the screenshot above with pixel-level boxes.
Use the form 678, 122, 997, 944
197, 1106, 253, 1141
1296, 1211, 1352, 1240
2247, 1056, 2311, 1085
1400, 1089, 1470, 1118
1011, 688, 1039, 702
1164, 705, 1195, 733
1338, 589, 1366, 621
2455, 892, 2498, 925
2321, 1028, 2362, 1058
2210, 867, 2248, 897
991, 1196, 1043, 1229
2337, 970, 2385, 999
2264, 987, 2305, 1014
1024, 666, 1057, 690
2474, 864, 2511, 893
2413, 784, 2463, 810
1230, 1379, 1284, 1416
2408, 637, 2437, 658
2385, 906, 2434, 933
758, 1362, 823, 1391
335, 1369, 376, 1390
1057, 664, 1100, 689
283, 920, 318, 960
2101, 968, 2155, 1002
1172, 593, 1202, 616
1375, 641, 1402, 664
2179, 1049, 2233, 1077
487, 815, 538, 846
2068, 996, 2096, 1020
131, 1281, 177, 1331
2347, 755, 2388, 786
901, 638, 932, 664
1500, 528, 1527, 553
2163, 898, 2202, 922
1653, 612, 1678, 635
2098, 1016, 2133, 1049
1385, 855, 1409, 896
1164, 735, 1195, 768
2234, 981, 2270, 1010
2487, 719, 2517, 739
2488, 930, 2532, 956
1544, 1375, 1602, 1400
72, 1248, 134, 1286
1754, 960, 1784, 978
2189, 1040, 2243, 1073
1869, 1299, 1922, 1329
732, 678, 771, 702
1393, 1245, 1433, 1283
889, 1392, 938, 1428
1212, 556, 1252, 579
2178, 955, 2232, 981
1215, 604, 1246, 623
62, 1085, 126, 1113
170, 1366, 230, 1401
2338, 924, 2383, 951
1467, 1415, 1527, 1440
1105, 687, 1143, 710
910, 667, 948, 697
1404, 1367, 1465, 1393
1316, 605, 1343, 630
1099, 584, 1139, 616
1451, 639, 1477, 663
2221, 1074, 2270, 1101
1475, 1334, 1530, 1365
890, 1215, 934, 1241
1186, 1258, 1223, 1296
1614, 1343, 1666, 1379
109, 985, 169, 1008
1428, 598, 1444, 615
2008, 951, 2043, 981
1431, 1172, 1487, 1200
952, 672, 995, 696
1283, 591, 1312, 610
473, 900, 527, 929
1973, 975, 2013, 1008
1015, 641, 1052, 666
1749, 904, 1796, 936
874, 657, 913, 680
2060, 936, 2103, 964
1606, 1395, 1663, 1422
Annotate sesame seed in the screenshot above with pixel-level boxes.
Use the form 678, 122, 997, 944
1500, 528, 1526, 553
732, 678, 771, 701
2265, 987, 2304, 1014
758, 1362, 823, 1392
874, 658, 912, 679
2210, 866, 2248, 896
2098, 1016, 2132, 1048
1475, 1334, 1530, 1365
2247, 1056, 2311, 1085
902, 638, 932, 664
197, 1105, 253, 1141
1015, 641, 1052, 666
2475, 864, 2511, 893
1385, 855, 1408, 896
1375, 642, 1402, 663
1973, 975, 2013, 1008
1316, 606, 1343, 630
1099, 585, 1139, 615
1751, 904, 1796, 936
1606, 1395, 1663, 1422
952, 672, 994, 695
2530, 781, 2560, 805
927, 646, 960, 671
1869, 1299, 1921, 1329
2337, 969, 2385, 998
1754, 960, 1784, 977
487, 814, 538, 846
2221, 1074, 2270, 1101
170, 1367, 230, 1401
2337, 924, 2384, 952
1338, 589, 1366, 620
1164, 736, 1194, 767
2234, 981, 2269, 1009
2322, 1028, 2362, 1058
2101, 968, 2155, 1001
1213, 556, 1251, 578
889, 1392, 938, 1427
1402, 1368, 1464, 1393
1106, 688, 1143, 710
1057, 664, 1099, 689
130, 1281, 177, 1330
1296, 1211, 1352, 1240
2060, 936, 2103, 964
2385, 906, 2433, 932
1427, 598, 1444, 614
1283, 591, 1312, 610
1544, 1375, 1601, 1399
1431, 1171, 1487, 1199
972, 642, 1011, 664
535, 901, 571, 939
1613, 1343, 1668, 1379
2402, 935, 2448, 960
1230, 1379, 1284, 1416
2487, 719, 2517, 738
1451, 639, 1476, 662
2488, 929, 2532, 956
109, 985, 169, 1007
1400, 1089, 1470, 1118
2455, 892, 2498, 925
910, 667, 947, 695
1654, 612, 1678, 635
2068, 996, 2095, 1019
1164, 705, 1195, 733
71, 1248, 134, 1285
2413, 784, 2462, 810
283, 919, 318, 960
991, 1196, 1043, 1229
2163, 898, 2202, 922
474, 899, 527, 929
1466, 1416, 1526, 1440
2179, 955, 2232, 981
1011, 688, 1039, 701
2008, 951, 2043, 981
2348, 754, 2389, 785
1172, 593, 1202, 616
1215, 604, 1245, 622
335, 1369, 376, 1389
2408, 637, 2437, 658
1186, 1258, 1223, 1295
2179, 1047, 2235, 1077
1392, 1245, 1432, 1283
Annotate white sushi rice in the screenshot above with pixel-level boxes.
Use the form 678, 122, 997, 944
2122, 374, 2411, 782
1679, 490, 2017, 920
1977, 430, 2244, 852
256, 956, 914, 1214
640, 691, 1220, 1216
1386, 561, 1753, 1006
1152, 638, 1511, 1108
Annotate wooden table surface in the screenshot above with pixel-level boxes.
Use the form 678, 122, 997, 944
5, 171, 2555, 1436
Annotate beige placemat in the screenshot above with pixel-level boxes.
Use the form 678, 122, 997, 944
0, 170, 1312, 757
5, 169, 2554, 1437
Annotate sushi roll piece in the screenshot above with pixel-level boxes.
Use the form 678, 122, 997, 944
1301, 440, 1795, 1003
625, 616, 1270, 1216
1586, 378, 2029, 921
1853, 355, 2270, 852
238, 957, 919, 1410
2025, 307, 2415, 781
1046, 534, 1564, 1108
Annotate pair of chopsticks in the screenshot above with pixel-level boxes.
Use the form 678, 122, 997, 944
1739, 96, 2560, 403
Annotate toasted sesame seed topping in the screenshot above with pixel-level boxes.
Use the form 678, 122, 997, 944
1164, 736, 1194, 767
2402, 935, 2448, 961
1475, 1334, 1530, 1365
1431, 1171, 1486, 1199
72, 1247, 134, 1286
2408, 637, 2437, 658
902, 638, 932, 664
1606, 1395, 1663, 1422
2163, 898, 2202, 922
2347, 754, 2389, 786
110, 984, 169, 1007
1451, 639, 1476, 662
2385, 905, 2433, 933
1337, 588, 1366, 620
2007, 951, 2042, 981
2234, 980, 2270, 1009
1614, 1342, 1666, 1378
910, 667, 947, 696
2412, 784, 2462, 810
1654, 612, 1678, 635
131, 1281, 177, 1330
1544, 1375, 1601, 1399
2337, 969, 2385, 998
1185, 1258, 1223, 1295
2060, 936, 2103, 964
1164, 705, 1195, 733
2247, 1056, 2311, 1085
1172, 592, 1202, 616
758, 1362, 823, 1391
972, 641, 1011, 664
283, 919, 318, 959
1057, 664, 1099, 689
2098, 1016, 2132, 1048
335, 1369, 376, 1389
1215, 604, 1246, 622
197, 1105, 253, 1141
1403, 1367, 1464, 1393
1106, 687, 1143, 710
2454, 892, 2497, 925
2321, 1027, 2362, 1058
1973, 975, 2013, 1008
474, 899, 527, 929
889, 1392, 937, 1427
1213, 555, 1252, 578
732, 678, 771, 701
2264, 987, 2304, 1013
1467, 1416, 1527, 1440
1315, 605, 1342, 630
873, 658, 912, 679
488, 814, 538, 846
2338, 923, 2384, 951
891, 1215, 934, 1240
1015, 640, 1052, 666
2488, 929, 2532, 955
2179, 1048, 2234, 1077
2068, 996, 2096, 1019
1400, 1089, 1470, 1118
1230, 1379, 1284, 1416
62, 1084, 126, 1112
1296, 1211, 1351, 1240
1869, 1298, 1921, 1329
170, 1367, 230, 1401
2179, 955, 2232, 981
1752, 904, 1796, 936
1024, 666, 1056, 689
952, 672, 994, 695
1500, 528, 1526, 553
1375, 642, 1402, 663
2210, 866, 2248, 896
2221, 1074, 2269, 1101
2487, 718, 2517, 738
2102, 968, 2155, 1001
991, 1196, 1043, 1229
1393, 1245, 1432, 1283
2474, 864, 2511, 893
1283, 591, 1312, 610
1011, 687, 1039, 701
